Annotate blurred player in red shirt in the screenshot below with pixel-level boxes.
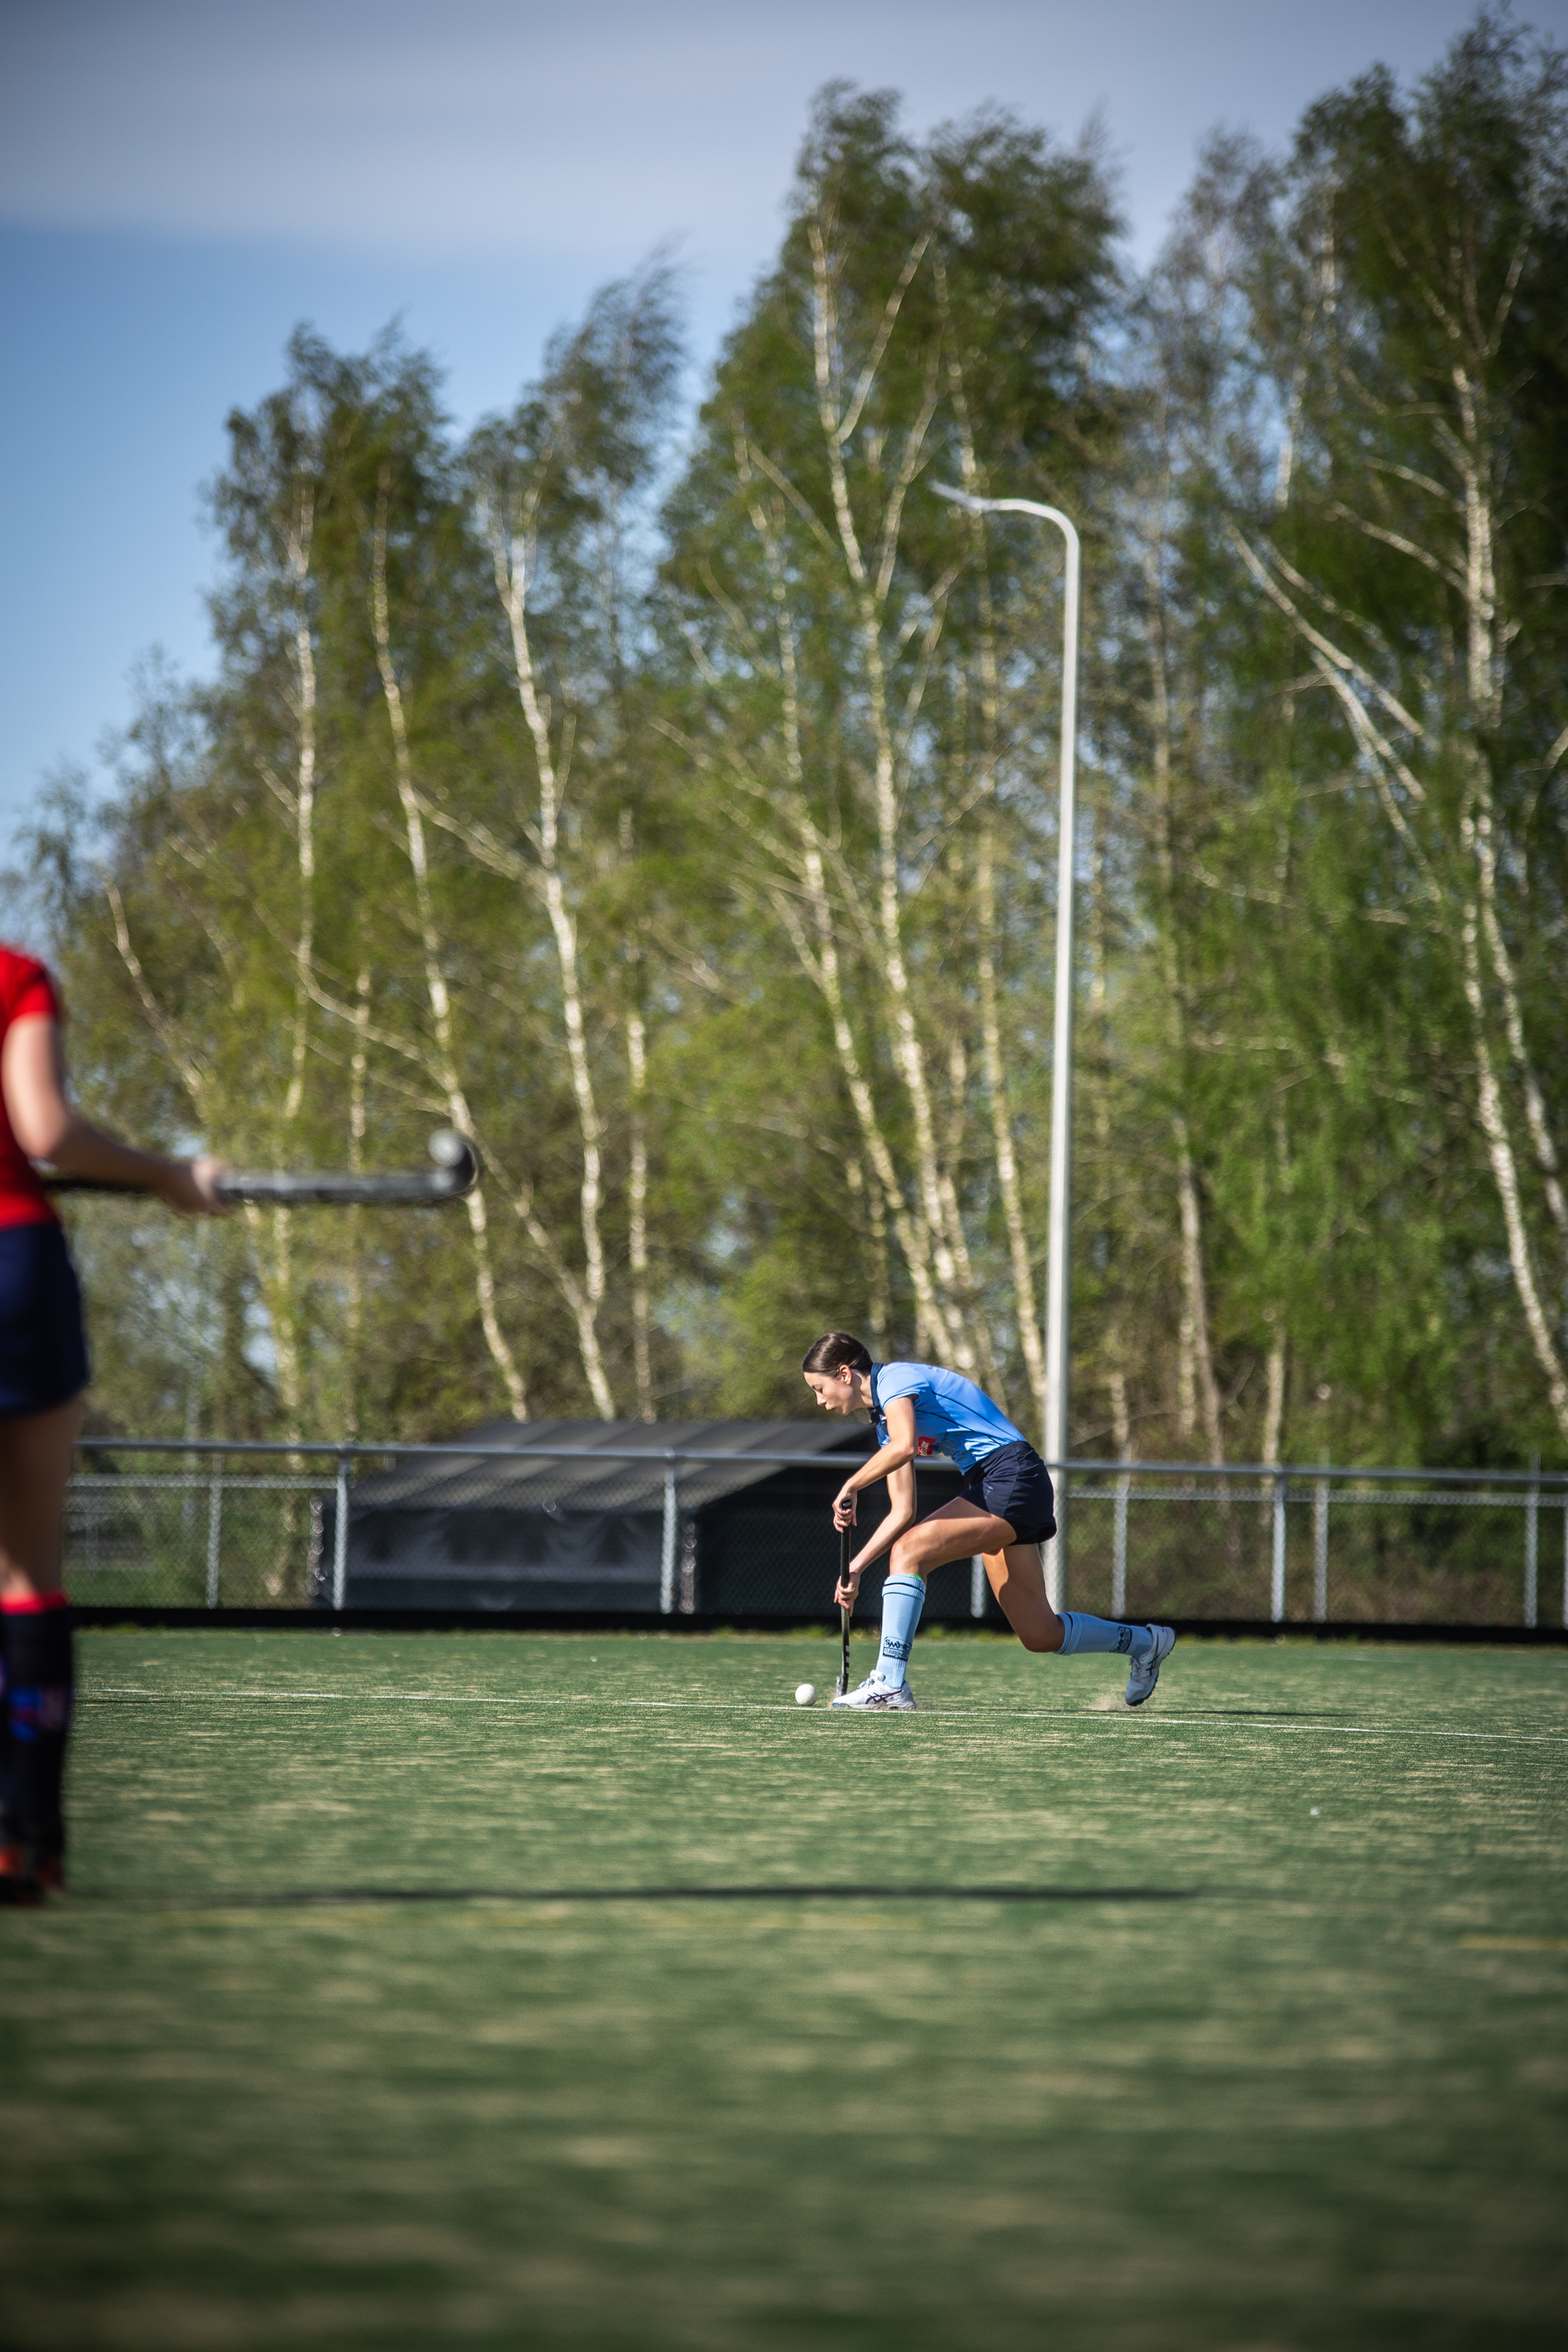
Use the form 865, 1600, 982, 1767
0, 943, 224, 1900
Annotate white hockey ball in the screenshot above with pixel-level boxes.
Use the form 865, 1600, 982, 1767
795, 1682, 818, 1707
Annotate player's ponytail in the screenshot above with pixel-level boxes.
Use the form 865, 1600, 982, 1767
801, 1331, 873, 1377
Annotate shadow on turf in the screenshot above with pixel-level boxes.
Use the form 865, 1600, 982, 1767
102, 1884, 1204, 1911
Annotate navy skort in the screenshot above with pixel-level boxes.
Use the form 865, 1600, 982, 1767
959, 1439, 1055, 1545
0, 1222, 89, 1417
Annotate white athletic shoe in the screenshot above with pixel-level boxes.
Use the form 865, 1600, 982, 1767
1124, 1625, 1175, 1708
831, 1675, 916, 1711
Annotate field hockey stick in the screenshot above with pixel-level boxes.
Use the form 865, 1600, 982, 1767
44, 1127, 480, 1207
836, 1521, 852, 1697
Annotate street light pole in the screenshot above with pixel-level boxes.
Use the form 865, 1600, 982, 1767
933, 485, 1080, 1606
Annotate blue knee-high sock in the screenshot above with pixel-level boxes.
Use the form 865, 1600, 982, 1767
1057, 1611, 1152, 1661
877, 1575, 925, 1687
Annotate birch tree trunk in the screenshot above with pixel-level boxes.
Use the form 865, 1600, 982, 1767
1087, 803, 1134, 1462
844, 1158, 892, 1359
626, 1007, 654, 1421
1461, 841, 1568, 1432
264, 490, 318, 1456
343, 964, 371, 1439
371, 483, 529, 1423
1145, 506, 1225, 1465
1261, 1319, 1287, 1468
482, 514, 617, 1419
1261, 1106, 1291, 1470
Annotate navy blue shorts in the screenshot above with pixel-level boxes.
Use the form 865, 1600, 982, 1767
0, 1222, 89, 1417
959, 1439, 1056, 1545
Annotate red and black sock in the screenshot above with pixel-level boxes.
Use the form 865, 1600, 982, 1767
2, 1593, 74, 1875
0, 1613, 16, 1870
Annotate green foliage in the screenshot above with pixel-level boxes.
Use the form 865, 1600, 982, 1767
13, 17, 1568, 1468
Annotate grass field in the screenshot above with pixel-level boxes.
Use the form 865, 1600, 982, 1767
2, 1628, 1566, 2350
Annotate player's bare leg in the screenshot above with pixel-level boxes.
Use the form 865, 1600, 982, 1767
883, 1499, 1066, 1651
0, 1394, 81, 1602
879, 1497, 1173, 1704
832, 1501, 1061, 1708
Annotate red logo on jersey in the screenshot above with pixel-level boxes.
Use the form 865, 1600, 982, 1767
916, 1436, 937, 1457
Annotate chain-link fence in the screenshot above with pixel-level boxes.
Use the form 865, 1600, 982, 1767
67, 1453, 338, 1610
1058, 1463, 1566, 1628
65, 1440, 1568, 1628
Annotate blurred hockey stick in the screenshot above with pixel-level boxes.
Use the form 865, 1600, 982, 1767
44, 1127, 478, 1207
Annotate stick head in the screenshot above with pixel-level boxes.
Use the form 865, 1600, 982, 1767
427, 1131, 479, 1196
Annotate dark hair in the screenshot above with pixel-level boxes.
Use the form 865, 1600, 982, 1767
801, 1330, 873, 1377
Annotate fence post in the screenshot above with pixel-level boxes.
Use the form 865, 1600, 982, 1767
1112, 1468, 1130, 1617
1313, 1475, 1329, 1623
205, 1468, 223, 1609
970, 1555, 986, 1618
332, 1451, 350, 1612
660, 1460, 677, 1615
1562, 1484, 1568, 1632
1271, 1470, 1287, 1623
1524, 1453, 1539, 1629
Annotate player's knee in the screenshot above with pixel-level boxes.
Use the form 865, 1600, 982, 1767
887, 1537, 924, 1580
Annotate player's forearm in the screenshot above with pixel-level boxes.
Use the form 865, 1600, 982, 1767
5, 1018, 184, 1191
39, 1112, 187, 1194
851, 1503, 916, 1575
844, 1439, 915, 1496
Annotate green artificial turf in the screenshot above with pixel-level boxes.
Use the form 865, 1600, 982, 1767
2, 1629, 1566, 2350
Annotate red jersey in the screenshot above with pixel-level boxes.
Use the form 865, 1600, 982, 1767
0, 945, 61, 1229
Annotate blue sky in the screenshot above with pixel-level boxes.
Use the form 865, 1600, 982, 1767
2, 0, 1559, 858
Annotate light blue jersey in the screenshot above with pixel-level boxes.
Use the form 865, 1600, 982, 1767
869, 1361, 1025, 1477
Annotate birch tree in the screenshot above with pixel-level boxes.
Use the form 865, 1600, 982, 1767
457, 268, 684, 1418
1098, 140, 1286, 1466
1234, 16, 1568, 1440
221, 336, 535, 1426
662, 88, 1119, 1419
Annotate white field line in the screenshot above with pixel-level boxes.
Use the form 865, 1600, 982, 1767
82, 1685, 1568, 1746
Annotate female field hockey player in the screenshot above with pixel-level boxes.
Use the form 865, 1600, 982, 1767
0, 942, 225, 1900
802, 1331, 1174, 1711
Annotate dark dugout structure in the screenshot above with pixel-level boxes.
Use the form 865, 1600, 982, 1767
324, 1417, 987, 1622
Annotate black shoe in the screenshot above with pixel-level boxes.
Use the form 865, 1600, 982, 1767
0, 1844, 42, 1906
